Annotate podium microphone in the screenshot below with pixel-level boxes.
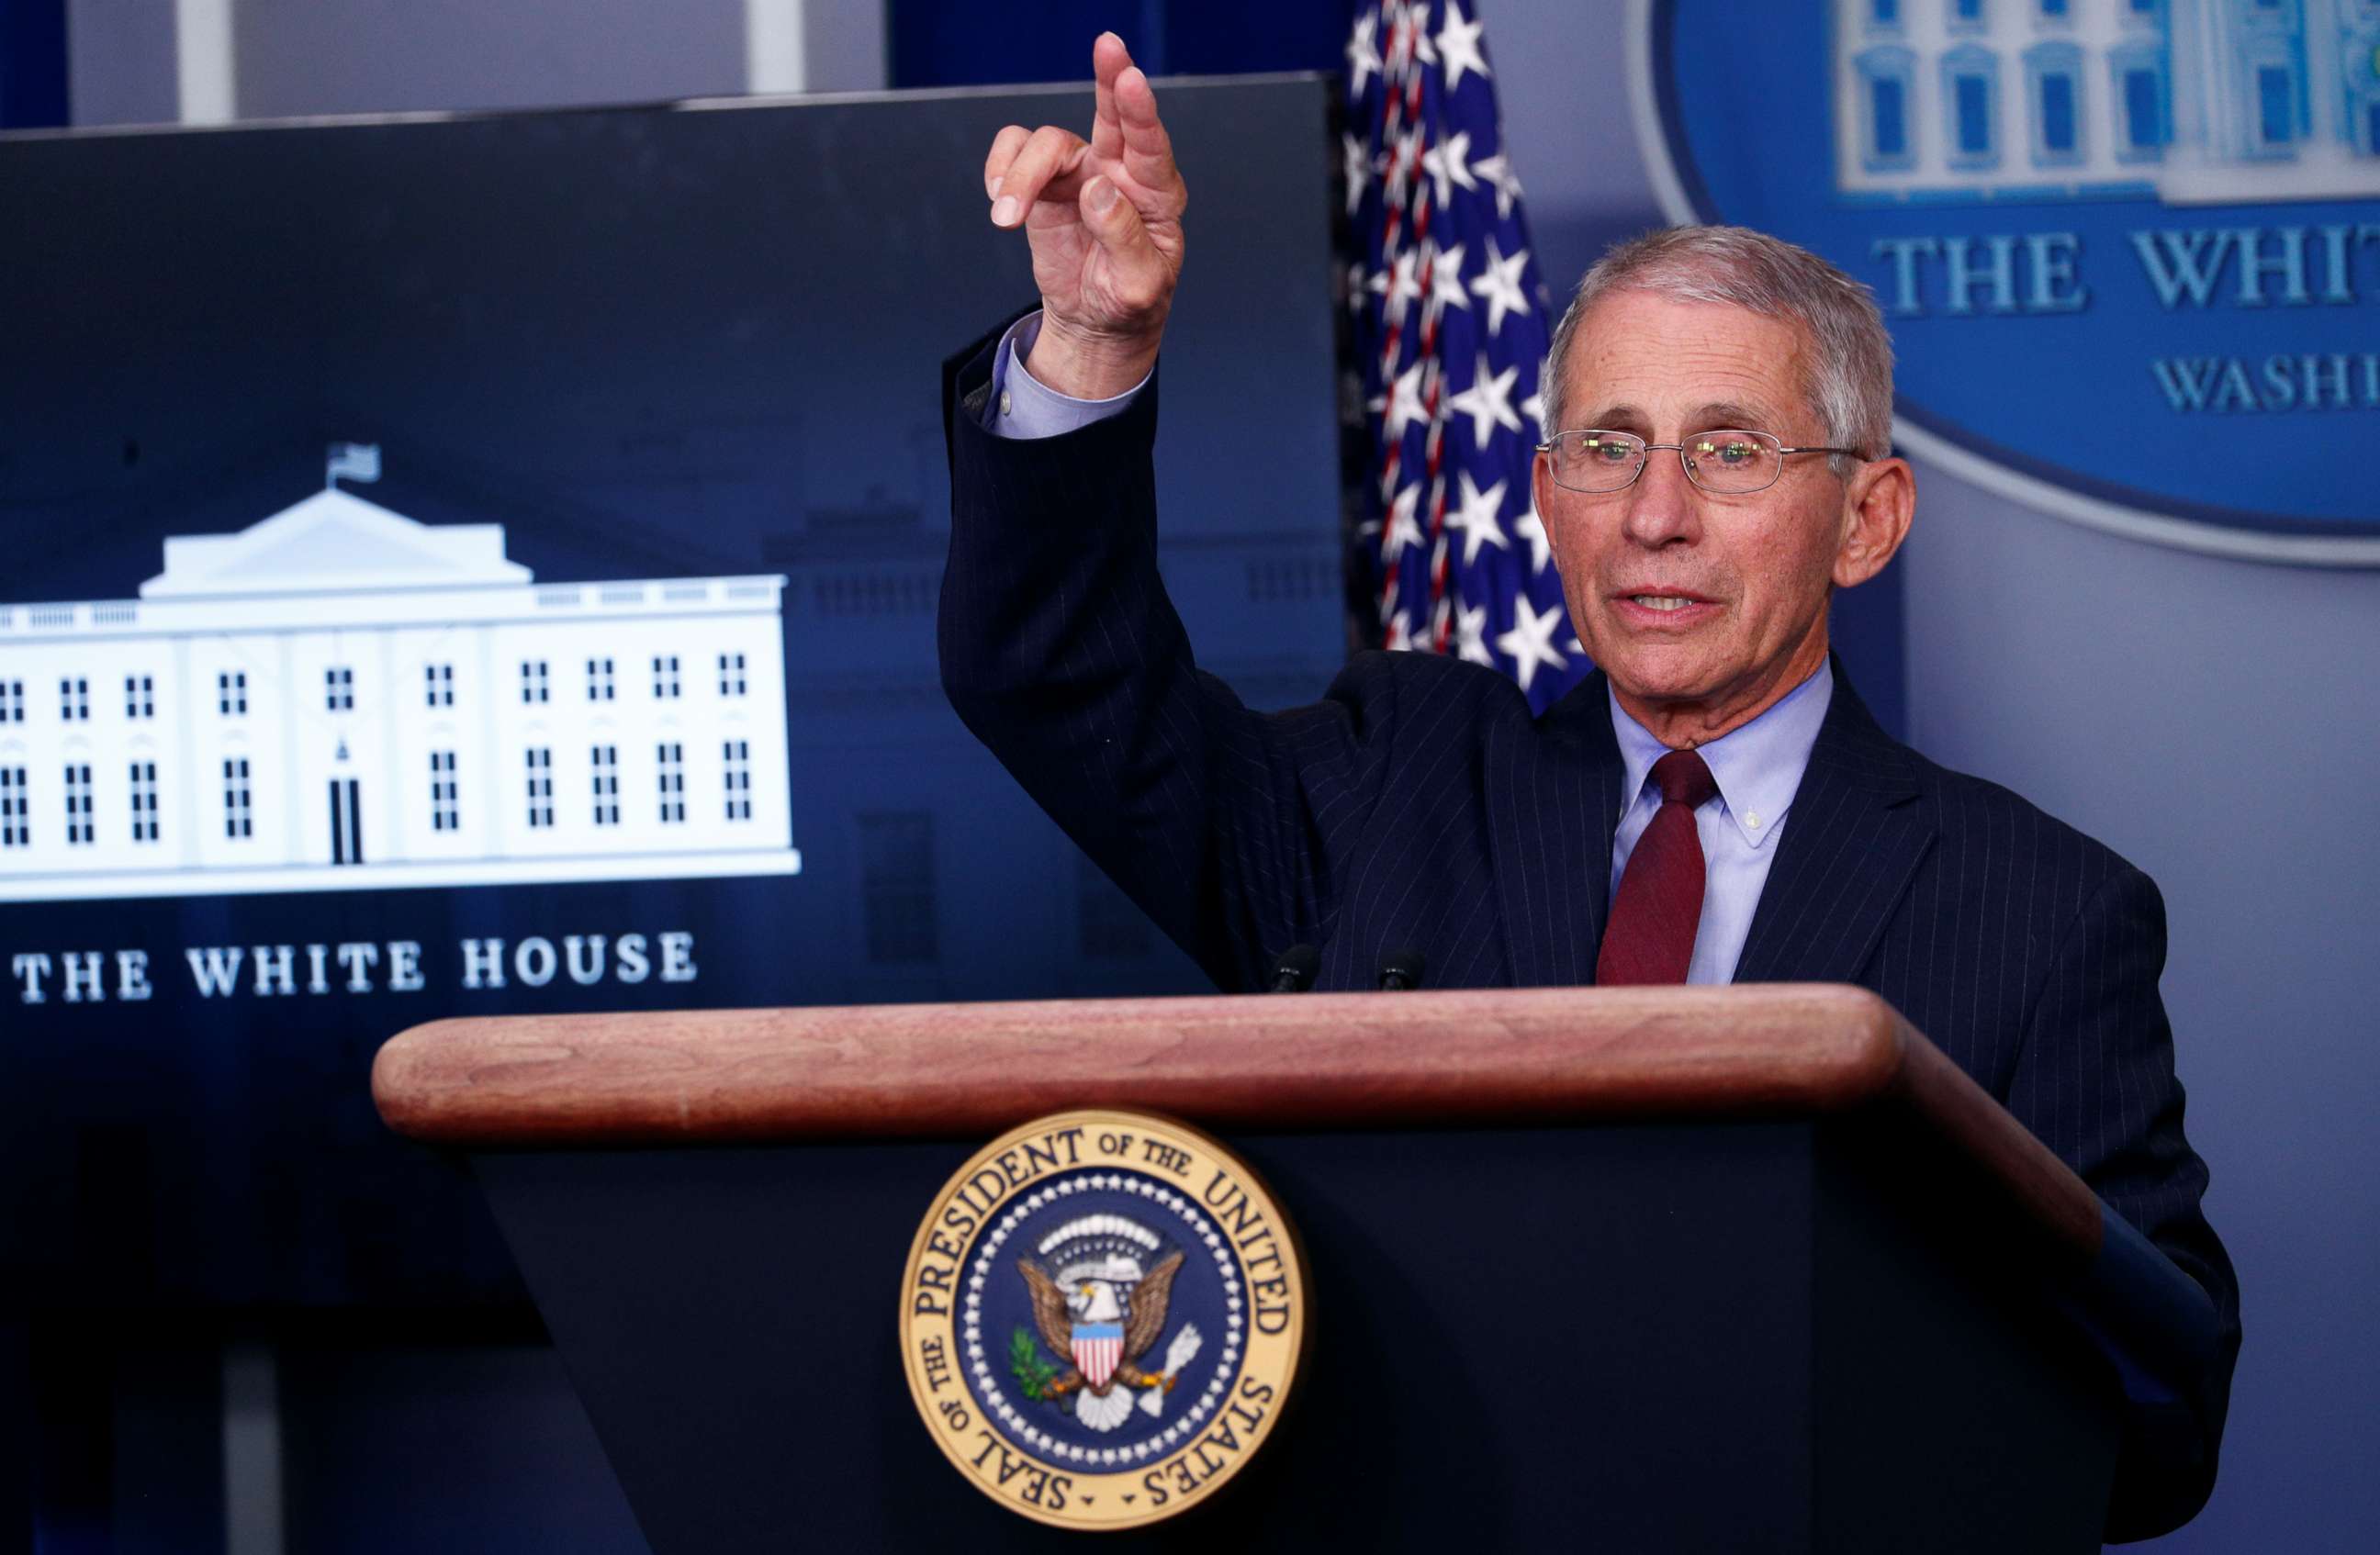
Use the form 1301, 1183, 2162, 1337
1376, 948, 1425, 991
1266, 944, 1319, 993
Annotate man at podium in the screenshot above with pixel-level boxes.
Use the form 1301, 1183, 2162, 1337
937, 36, 2237, 1528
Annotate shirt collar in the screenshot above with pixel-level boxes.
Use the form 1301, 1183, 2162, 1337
1607, 660, 1835, 852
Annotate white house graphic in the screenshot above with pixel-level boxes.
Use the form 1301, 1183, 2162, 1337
0, 449, 800, 902
1836, 0, 2380, 203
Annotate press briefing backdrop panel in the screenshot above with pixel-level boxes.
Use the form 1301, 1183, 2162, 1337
0, 79, 1345, 1309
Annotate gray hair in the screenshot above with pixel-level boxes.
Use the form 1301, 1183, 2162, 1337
1541, 225, 1895, 475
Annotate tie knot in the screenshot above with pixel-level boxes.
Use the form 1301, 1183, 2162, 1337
1650, 748, 1717, 810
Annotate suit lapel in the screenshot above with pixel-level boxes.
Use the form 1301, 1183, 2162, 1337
1732, 667, 1936, 986
1492, 673, 1622, 988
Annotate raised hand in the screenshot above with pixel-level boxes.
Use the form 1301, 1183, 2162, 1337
983, 33, 1186, 400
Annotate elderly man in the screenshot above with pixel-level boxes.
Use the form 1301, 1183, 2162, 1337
938, 36, 2235, 1534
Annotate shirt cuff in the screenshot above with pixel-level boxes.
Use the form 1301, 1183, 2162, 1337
987, 312, 1151, 440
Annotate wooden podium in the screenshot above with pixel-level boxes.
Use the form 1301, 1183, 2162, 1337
374, 985, 2210, 1551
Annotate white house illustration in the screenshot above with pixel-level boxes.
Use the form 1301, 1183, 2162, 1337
0, 448, 799, 902
1835, 0, 2380, 203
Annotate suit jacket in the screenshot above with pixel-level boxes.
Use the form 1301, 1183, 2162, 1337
938, 327, 2238, 1537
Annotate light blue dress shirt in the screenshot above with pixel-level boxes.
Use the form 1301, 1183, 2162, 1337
988, 309, 1833, 985
986, 313, 1152, 439
1607, 662, 1833, 985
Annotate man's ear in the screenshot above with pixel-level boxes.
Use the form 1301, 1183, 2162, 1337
1834, 455, 1914, 588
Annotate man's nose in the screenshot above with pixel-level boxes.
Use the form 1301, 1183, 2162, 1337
1620, 447, 1702, 547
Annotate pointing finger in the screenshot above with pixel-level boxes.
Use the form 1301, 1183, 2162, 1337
1090, 31, 1129, 161
1113, 67, 1183, 216
984, 123, 1030, 198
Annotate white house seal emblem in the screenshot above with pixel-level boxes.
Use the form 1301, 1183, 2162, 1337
899, 1109, 1308, 1529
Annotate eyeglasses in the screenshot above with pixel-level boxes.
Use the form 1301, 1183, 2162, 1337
1536, 429, 1866, 495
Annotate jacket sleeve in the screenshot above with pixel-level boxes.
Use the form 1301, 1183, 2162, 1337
2009, 862, 2240, 1540
936, 330, 1392, 991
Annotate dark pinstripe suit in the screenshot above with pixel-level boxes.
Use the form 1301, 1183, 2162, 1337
940, 334, 2237, 1528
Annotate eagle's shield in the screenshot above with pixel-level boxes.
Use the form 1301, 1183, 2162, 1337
1071, 1322, 1124, 1389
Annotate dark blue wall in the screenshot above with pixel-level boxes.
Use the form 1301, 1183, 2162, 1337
0, 0, 70, 128
890, 0, 1349, 86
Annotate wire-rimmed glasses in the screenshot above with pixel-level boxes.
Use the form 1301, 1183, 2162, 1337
1536, 429, 1865, 495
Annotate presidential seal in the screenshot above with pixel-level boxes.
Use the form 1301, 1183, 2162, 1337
899, 1109, 1308, 1530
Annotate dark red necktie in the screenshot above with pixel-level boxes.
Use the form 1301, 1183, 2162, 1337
1596, 749, 1719, 986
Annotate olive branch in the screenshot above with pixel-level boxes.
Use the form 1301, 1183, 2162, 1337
1009, 1326, 1060, 1401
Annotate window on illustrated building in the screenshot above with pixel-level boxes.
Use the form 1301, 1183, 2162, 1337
723, 739, 751, 821
129, 761, 159, 843
2107, 39, 2170, 160
1, 766, 28, 846
424, 663, 455, 709
222, 758, 253, 839
1943, 47, 2001, 170
429, 750, 459, 832
522, 659, 550, 705
657, 742, 685, 823
125, 674, 155, 719
63, 764, 93, 845
719, 652, 747, 697
0, 680, 22, 723
1855, 47, 1917, 172
859, 811, 938, 965
2026, 42, 2084, 167
591, 744, 620, 825
61, 677, 89, 722
219, 671, 247, 716
588, 658, 616, 702
2256, 63, 2298, 149
654, 655, 681, 699
325, 666, 354, 712
525, 747, 554, 829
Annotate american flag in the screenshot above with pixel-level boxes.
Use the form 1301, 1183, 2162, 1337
1342, 0, 1586, 712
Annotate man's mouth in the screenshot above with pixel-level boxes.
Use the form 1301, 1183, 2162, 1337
1609, 588, 1720, 626
1614, 587, 1715, 608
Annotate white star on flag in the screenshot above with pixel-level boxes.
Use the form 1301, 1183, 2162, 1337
1380, 480, 1426, 562
1342, 132, 1372, 217
1470, 151, 1524, 219
1369, 248, 1421, 325
1515, 505, 1555, 575
1470, 239, 1532, 337
1347, 11, 1381, 100
1495, 594, 1569, 693
1371, 362, 1428, 445
1436, 0, 1492, 91
1521, 385, 1548, 442
1448, 352, 1521, 449
1455, 601, 1495, 666
1427, 241, 1471, 315
1420, 129, 1477, 211
1445, 472, 1510, 565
